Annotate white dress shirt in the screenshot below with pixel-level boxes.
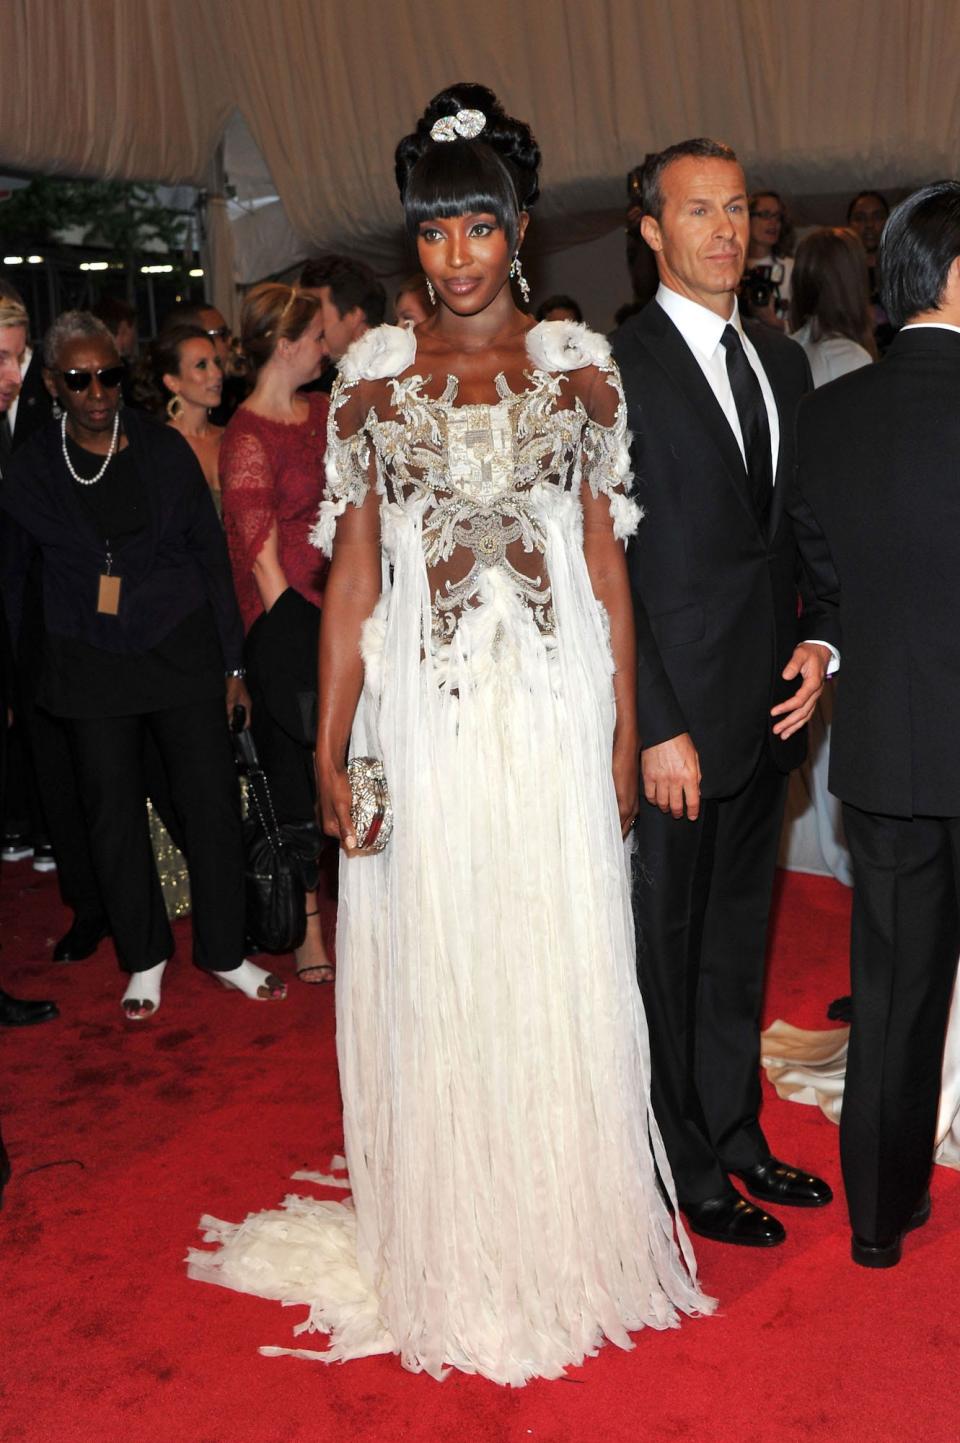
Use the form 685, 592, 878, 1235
656, 283, 779, 478
903, 321, 960, 335
656, 282, 838, 673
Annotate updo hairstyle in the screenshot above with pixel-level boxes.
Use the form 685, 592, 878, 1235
395, 83, 541, 252
131, 323, 213, 414
239, 282, 320, 371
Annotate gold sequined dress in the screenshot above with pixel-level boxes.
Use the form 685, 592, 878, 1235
188, 322, 712, 1383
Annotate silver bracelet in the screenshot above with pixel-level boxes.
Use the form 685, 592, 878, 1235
225, 668, 246, 679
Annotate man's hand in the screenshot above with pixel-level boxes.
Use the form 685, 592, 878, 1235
770, 642, 831, 740
225, 674, 253, 729
641, 732, 701, 821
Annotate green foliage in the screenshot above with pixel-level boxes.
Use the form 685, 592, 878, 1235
0, 176, 84, 242
0, 176, 190, 253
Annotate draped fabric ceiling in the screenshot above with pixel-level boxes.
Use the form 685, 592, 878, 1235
4, 0, 960, 300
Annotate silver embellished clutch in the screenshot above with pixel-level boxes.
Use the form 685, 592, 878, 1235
346, 756, 393, 853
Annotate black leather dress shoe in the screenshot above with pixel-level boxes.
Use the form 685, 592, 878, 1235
851, 1191, 931, 1269
732, 1156, 833, 1208
53, 916, 109, 963
683, 1191, 786, 1247
0, 989, 59, 1027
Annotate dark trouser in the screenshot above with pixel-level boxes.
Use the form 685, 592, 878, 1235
68, 698, 245, 973
3, 720, 47, 845
840, 804, 960, 1243
17, 697, 105, 919
632, 748, 788, 1205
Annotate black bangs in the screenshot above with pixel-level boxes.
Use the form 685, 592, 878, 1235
404, 140, 521, 250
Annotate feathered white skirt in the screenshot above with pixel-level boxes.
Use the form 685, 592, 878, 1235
188, 501, 713, 1384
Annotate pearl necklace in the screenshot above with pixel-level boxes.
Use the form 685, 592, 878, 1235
61, 411, 120, 485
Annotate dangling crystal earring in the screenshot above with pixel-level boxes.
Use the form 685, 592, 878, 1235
425, 277, 437, 307
51, 398, 63, 421
510, 255, 531, 305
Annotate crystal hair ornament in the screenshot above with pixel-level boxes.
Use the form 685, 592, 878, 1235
430, 109, 487, 143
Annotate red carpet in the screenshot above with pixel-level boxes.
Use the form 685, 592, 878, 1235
1, 863, 957, 1443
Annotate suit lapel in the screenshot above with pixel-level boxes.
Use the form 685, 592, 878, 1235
633, 305, 761, 532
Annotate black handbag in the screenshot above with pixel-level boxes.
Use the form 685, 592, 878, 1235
231, 710, 322, 954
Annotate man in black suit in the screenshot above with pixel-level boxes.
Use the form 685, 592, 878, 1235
796, 181, 960, 1266
612, 139, 840, 1247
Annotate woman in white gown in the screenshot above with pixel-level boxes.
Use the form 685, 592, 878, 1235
188, 83, 711, 1384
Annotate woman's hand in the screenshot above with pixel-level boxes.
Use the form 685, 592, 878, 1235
613, 733, 640, 838
316, 759, 360, 853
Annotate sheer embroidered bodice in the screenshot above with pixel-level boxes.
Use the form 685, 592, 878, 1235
189, 322, 711, 1386
312, 322, 639, 650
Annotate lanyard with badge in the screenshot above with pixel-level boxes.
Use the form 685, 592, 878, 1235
98, 546, 121, 615
60, 411, 123, 615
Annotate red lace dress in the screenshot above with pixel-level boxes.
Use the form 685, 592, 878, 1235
220, 391, 329, 632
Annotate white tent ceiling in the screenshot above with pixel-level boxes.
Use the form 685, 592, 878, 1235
3, 0, 959, 323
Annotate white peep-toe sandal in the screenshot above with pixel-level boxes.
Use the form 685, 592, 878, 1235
212, 959, 287, 1001
122, 959, 168, 1020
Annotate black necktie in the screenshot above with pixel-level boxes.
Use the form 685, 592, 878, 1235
720, 324, 772, 521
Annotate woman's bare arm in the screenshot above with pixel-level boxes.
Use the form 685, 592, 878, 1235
315, 487, 382, 851
251, 520, 289, 612
581, 485, 639, 836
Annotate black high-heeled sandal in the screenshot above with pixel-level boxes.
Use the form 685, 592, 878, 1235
294, 910, 335, 984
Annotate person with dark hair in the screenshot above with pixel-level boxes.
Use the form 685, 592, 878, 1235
0, 310, 286, 1019
795, 180, 960, 1266
777, 227, 875, 887
742, 190, 794, 329
846, 189, 894, 350
91, 296, 137, 361
612, 137, 839, 1249
190, 82, 711, 1383
161, 301, 247, 425
846, 189, 890, 263
535, 292, 583, 323
219, 282, 332, 984
393, 272, 435, 328
134, 324, 225, 503
789, 227, 876, 383
298, 254, 386, 363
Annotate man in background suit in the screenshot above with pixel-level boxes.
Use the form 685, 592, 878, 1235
613, 139, 840, 1247
796, 181, 960, 1266
0, 280, 52, 452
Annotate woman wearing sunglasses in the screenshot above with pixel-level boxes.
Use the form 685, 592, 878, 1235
0, 310, 286, 1019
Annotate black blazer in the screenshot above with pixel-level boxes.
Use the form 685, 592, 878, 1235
612, 300, 840, 798
0, 409, 243, 671
797, 325, 960, 817
11, 350, 53, 451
